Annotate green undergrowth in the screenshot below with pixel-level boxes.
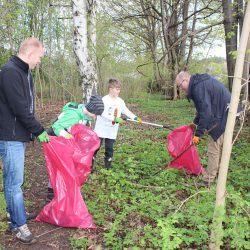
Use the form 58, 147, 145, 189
0, 168, 8, 235
70, 94, 249, 249
130, 94, 196, 127
0, 94, 248, 249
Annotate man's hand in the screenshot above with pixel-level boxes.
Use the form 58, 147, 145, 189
134, 116, 142, 123
192, 136, 200, 144
189, 123, 197, 131
114, 117, 124, 124
59, 130, 73, 139
37, 131, 50, 143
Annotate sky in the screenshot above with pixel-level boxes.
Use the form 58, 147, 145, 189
194, 41, 226, 59
207, 42, 226, 58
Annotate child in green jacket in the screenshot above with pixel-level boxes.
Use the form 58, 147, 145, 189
46, 95, 104, 201
48, 95, 104, 138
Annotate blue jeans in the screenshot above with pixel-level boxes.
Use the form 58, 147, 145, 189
0, 141, 27, 230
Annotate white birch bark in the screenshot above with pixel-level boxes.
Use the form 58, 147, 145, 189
209, 1, 250, 249
72, 0, 98, 102
88, 0, 98, 95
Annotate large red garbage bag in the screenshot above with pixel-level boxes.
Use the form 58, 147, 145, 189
36, 124, 100, 228
167, 125, 203, 175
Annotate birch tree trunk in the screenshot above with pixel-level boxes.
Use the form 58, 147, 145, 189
72, 0, 98, 102
88, 0, 98, 95
209, 2, 250, 249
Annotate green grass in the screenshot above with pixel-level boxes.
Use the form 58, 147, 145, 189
130, 94, 196, 127
0, 94, 248, 249
0, 169, 8, 233
73, 94, 250, 249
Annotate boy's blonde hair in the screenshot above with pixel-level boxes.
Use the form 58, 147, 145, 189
108, 78, 121, 89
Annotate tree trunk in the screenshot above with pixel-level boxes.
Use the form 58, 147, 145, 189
72, 0, 97, 102
180, 0, 189, 59
186, 0, 198, 65
140, 0, 162, 92
242, 32, 250, 99
160, 0, 179, 99
222, 0, 238, 91
237, 0, 244, 35
88, 0, 98, 95
209, 2, 250, 249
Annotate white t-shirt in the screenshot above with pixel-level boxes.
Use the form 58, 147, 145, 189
94, 95, 136, 139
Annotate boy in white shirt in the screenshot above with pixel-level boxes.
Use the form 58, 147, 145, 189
94, 78, 140, 169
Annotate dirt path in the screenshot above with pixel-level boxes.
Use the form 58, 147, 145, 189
0, 101, 76, 249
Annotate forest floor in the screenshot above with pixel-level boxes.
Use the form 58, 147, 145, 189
0, 97, 249, 250
0, 100, 153, 250
0, 101, 75, 249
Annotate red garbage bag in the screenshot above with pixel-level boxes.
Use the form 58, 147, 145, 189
36, 124, 100, 228
167, 125, 203, 175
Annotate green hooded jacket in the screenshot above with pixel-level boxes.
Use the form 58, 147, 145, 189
52, 102, 92, 136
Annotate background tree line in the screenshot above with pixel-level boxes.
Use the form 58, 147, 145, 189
0, 0, 249, 105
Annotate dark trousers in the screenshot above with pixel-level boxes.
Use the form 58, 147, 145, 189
95, 138, 115, 160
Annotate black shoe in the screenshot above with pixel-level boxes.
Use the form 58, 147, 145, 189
46, 187, 54, 202
196, 180, 210, 187
12, 224, 37, 244
104, 158, 112, 169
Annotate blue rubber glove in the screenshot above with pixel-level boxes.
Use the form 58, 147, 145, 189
114, 117, 124, 124
37, 131, 50, 143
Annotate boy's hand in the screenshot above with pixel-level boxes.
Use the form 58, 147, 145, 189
114, 117, 124, 124
37, 131, 50, 143
59, 130, 73, 139
134, 117, 142, 123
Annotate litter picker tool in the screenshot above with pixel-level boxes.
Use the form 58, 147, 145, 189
126, 118, 174, 130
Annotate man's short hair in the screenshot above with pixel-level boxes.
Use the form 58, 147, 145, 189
19, 37, 43, 54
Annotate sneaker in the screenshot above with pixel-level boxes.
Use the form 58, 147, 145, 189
104, 158, 112, 169
12, 224, 37, 244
